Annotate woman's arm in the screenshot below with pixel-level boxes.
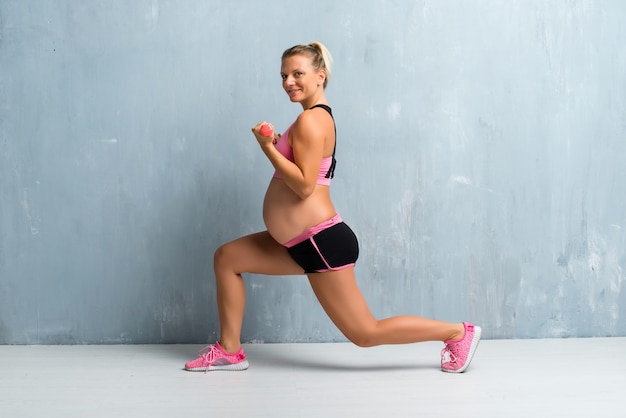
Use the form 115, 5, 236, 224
253, 110, 327, 199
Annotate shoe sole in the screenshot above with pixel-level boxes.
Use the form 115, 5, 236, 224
185, 360, 250, 372
442, 326, 482, 373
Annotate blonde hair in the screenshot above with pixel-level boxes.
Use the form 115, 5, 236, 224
282, 42, 334, 88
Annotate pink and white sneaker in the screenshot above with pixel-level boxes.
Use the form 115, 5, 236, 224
184, 342, 249, 372
441, 322, 482, 373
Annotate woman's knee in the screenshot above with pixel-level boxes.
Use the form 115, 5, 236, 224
343, 326, 379, 348
213, 241, 237, 273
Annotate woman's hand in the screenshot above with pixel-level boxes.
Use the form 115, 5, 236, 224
251, 122, 281, 146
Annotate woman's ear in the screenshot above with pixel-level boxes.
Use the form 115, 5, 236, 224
318, 69, 326, 87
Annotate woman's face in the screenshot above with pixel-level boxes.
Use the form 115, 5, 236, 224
280, 54, 325, 104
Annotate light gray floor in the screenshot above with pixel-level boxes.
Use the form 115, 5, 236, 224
1, 338, 624, 418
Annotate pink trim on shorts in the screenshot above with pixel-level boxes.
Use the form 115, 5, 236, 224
283, 214, 343, 248
307, 235, 355, 272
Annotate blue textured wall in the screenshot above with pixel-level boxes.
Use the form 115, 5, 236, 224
1, 0, 625, 344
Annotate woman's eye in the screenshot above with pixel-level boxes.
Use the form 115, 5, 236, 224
281, 72, 304, 80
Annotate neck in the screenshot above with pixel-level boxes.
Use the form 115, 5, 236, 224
300, 92, 326, 110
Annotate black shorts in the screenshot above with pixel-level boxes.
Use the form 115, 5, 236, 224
284, 216, 359, 274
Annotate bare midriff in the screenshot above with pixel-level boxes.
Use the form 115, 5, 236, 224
263, 177, 337, 245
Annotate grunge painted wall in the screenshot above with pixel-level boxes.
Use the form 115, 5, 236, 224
1, 0, 625, 344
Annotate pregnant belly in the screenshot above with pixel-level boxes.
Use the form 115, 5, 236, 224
263, 179, 336, 244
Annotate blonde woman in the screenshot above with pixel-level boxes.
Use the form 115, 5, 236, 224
185, 42, 481, 373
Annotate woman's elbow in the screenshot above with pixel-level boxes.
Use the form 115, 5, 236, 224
294, 182, 316, 200
297, 186, 315, 200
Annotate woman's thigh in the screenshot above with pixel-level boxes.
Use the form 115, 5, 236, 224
215, 231, 305, 276
307, 268, 377, 339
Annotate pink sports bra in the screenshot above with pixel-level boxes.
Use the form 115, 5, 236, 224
272, 104, 337, 186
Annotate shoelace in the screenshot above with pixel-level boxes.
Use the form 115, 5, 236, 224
441, 344, 458, 364
196, 345, 220, 373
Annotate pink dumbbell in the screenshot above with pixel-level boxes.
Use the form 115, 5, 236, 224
260, 123, 274, 137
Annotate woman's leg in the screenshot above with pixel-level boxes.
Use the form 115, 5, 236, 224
213, 231, 303, 353
307, 267, 465, 347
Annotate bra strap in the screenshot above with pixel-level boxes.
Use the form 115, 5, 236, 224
309, 104, 336, 179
